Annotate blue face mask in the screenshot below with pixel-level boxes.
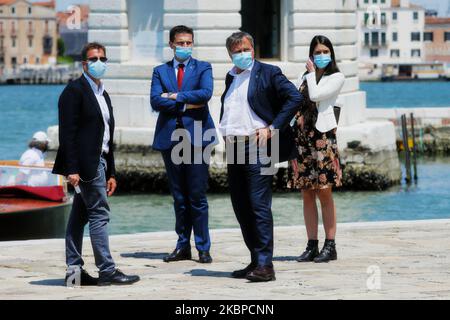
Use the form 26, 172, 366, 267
87, 60, 107, 79
232, 52, 253, 70
175, 46, 192, 61
314, 54, 332, 69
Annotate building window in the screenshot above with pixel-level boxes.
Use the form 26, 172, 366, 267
445, 32, 450, 41
373, 0, 378, 3
11, 57, 17, 66
364, 0, 369, 3
392, 12, 397, 20
424, 32, 433, 42
411, 49, 421, 57
12, 38, 16, 47
390, 49, 400, 57
381, 12, 386, 25
381, 32, 386, 45
36, 57, 40, 64
43, 35, 53, 54
23, 57, 28, 64
413, 12, 419, 21
364, 33, 370, 46
370, 49, 379, 57
29, 38, 33, 47
392, 32, 398, 42
11, 7, 15, 14
241, 0, 281, 59
411, 32, 421, 41
381, 0, 386, 3
371, 32, 379, 46
28, 7, 32, 15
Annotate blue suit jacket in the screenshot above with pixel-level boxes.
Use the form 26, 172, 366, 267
220, 60, 303, 162
150, 58, 217, 151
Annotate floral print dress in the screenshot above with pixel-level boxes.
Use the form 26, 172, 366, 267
287, 78, 342, 190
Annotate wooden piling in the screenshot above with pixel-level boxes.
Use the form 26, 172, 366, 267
401, 114, 412, 183
410, 113, 418, 180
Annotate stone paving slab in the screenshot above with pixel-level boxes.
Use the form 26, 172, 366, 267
0, 219, 449, 300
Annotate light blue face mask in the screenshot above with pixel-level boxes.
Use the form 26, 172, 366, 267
175, 46, 193, 61
313, 54, 332, 69
87, 60, 107, 79
232, 52, 253, 70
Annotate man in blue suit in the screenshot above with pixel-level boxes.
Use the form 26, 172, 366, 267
219, 32, 303, 282
150, 25, 216, 264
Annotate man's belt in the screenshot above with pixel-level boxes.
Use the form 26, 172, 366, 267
223, 135, 251, 144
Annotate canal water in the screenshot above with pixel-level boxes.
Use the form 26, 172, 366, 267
1, 83, 450, 235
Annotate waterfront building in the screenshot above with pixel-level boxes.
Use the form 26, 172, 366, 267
356, 0, 425, 79
0, 0, 57, 70
424, 16, 450, 64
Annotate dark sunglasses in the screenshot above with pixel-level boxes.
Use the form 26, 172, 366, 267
87, 57, 108, 63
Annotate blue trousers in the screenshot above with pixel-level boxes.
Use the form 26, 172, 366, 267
65, 157, 116, 275
227, 141, 274, 267
161, 146, 211, 252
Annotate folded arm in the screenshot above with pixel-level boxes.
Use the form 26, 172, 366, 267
150, 69, 184, 115
175, 64, 213, 105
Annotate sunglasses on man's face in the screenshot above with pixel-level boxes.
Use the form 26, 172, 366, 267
87, 57, 108, 63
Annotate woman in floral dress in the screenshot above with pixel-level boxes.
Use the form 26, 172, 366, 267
288, 35, 345, 263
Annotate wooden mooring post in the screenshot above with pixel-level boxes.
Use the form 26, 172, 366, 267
410, 113, 418, 181
401, 114, 412, 183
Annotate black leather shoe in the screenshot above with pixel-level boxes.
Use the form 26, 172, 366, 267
231, 263, 257, 279
314, 240, 337, 263
297, 240, 320, 262
198, 251, 213, 263
65, 268, 98, 286
163, 247, 192, 262
97, 269, 140, 286
246, 266, 276, 282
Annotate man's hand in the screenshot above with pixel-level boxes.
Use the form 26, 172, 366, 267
168, 93, 178, 100
161, 93, 169, 98
107, 177, 117, 197
68, 174, 80, 187
256, 127, 272, 147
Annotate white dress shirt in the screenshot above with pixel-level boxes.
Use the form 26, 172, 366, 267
219, 62, 267, 137
84, 73, 111, 154
302, 72, 345, 133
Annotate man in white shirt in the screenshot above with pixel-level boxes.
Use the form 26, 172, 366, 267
220, 32, 302, 282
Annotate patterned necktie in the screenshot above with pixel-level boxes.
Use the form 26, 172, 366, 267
177, 63, 185, 91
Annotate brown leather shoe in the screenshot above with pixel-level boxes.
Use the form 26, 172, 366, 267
231, 263, 257, 279
246, 266, 276, 282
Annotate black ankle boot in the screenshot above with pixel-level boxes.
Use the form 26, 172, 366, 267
297, 240, 319, 262
314, 239, 337, 263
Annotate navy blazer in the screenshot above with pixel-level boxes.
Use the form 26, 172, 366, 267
150, 58, 217, 151
220, 60, 303, 162
53, 75, 116, 181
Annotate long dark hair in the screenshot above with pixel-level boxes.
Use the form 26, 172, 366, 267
307, 35, 340, 77
298, 36, 340, 130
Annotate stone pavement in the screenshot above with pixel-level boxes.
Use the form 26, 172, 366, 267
0, 219, 449, 300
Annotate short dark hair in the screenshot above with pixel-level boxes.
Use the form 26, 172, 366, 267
169, 25, 194, 42
81, 42, 106, 61
226, 31, 254, 53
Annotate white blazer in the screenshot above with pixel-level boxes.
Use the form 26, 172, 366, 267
301, 72, 345, 133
